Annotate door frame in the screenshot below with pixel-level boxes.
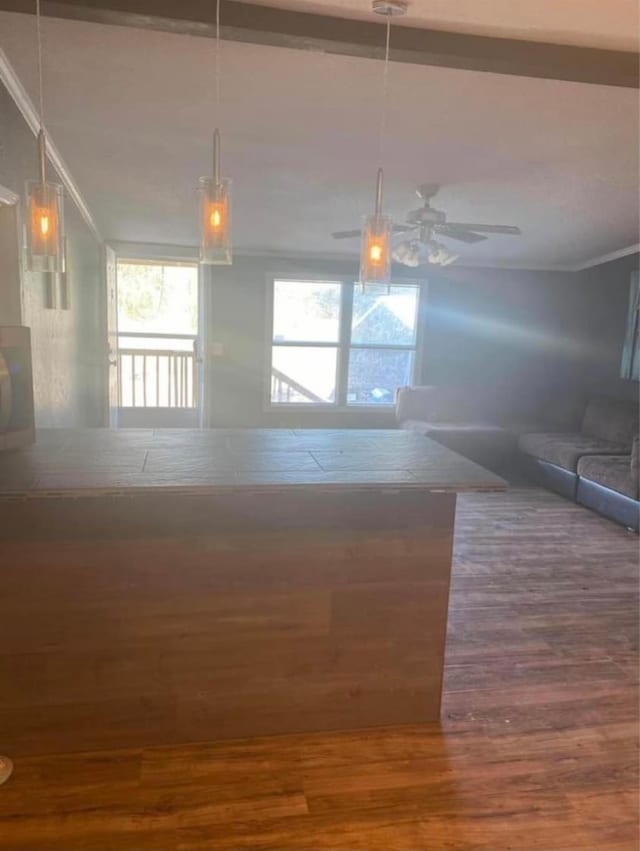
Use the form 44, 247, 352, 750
107, 244, 203, 428
104, 244, 119, 427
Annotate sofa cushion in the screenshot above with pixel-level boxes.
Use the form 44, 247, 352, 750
518, 432, 629, 472
581, 398, 638, 447
577, 455, 638, 500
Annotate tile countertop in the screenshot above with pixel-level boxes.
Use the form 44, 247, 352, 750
0, 429, 507, 496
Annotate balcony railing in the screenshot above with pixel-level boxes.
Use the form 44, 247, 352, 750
117, 333, 198, 408
270, 367, 326, 404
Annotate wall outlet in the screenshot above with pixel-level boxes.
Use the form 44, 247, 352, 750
211, 342, 224, 357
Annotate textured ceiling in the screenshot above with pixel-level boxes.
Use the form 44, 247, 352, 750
0, 10, 638, 268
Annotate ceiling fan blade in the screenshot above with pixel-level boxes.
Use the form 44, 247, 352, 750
331, 229, 361, 239
435, 225, 487, 244
443, 223, 522, 236
333, 223, 416, 240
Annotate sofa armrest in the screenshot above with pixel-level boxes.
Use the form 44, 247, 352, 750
395, 386, 439, 425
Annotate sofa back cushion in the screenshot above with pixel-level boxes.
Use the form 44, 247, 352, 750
581, 398, 639, 447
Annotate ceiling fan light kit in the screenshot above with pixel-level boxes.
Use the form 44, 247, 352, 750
427, 241, 458, 267
337, 180, 522, 269
392, 239, 421, 268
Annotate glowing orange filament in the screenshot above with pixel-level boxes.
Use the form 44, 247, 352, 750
31, 201, 56, 251
208, 203, 225, 233
369, 243, 383, 264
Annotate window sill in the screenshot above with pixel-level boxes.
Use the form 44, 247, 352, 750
265, 403, 396, 412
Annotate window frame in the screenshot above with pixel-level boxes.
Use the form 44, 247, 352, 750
265, 274, 426, 410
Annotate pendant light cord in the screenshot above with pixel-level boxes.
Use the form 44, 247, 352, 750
214, 0, 221, 121
377, 13, 391, 168
35, 0, 45, 130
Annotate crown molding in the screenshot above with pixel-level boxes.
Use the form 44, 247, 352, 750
0, 47, 102, 244
0, 183, 20, 205
107, 240, 640, 274
569, 243, 640, 272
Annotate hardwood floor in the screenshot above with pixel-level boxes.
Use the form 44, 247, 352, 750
0, 487, 637, 850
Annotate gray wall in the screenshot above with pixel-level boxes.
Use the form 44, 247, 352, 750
201, 255, 426, 429
0, 203, 22, 325
571, 253, 639, 402
199, 252, 638, 428
421, 258, 639, 415
0, 83, 105, 428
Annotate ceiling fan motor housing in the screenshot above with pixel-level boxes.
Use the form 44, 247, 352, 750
407, 206, 446, 225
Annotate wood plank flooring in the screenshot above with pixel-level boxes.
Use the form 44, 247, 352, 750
0, 487, 637, 850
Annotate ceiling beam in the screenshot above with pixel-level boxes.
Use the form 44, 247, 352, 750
1, 0, 638, 88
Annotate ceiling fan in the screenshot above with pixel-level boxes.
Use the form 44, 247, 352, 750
332, 184, 521, 267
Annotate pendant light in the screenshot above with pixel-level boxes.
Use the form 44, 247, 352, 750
26, 0, 65, 274
199, 0, 232, 265
360, 167, 392, 290
360, 0, 406, 291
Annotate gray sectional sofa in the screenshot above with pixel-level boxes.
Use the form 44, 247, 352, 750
396, 386, 639, 530
575, 440, 639, 530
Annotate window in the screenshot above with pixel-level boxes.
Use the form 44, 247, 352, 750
269, 279, 421, 406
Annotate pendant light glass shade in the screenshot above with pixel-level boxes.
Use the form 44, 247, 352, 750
360, 168, 391, 290
199, 129, 232, 266
360, 213, 391, 288
25, 178, 65, 274
199, 175, 232, 265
